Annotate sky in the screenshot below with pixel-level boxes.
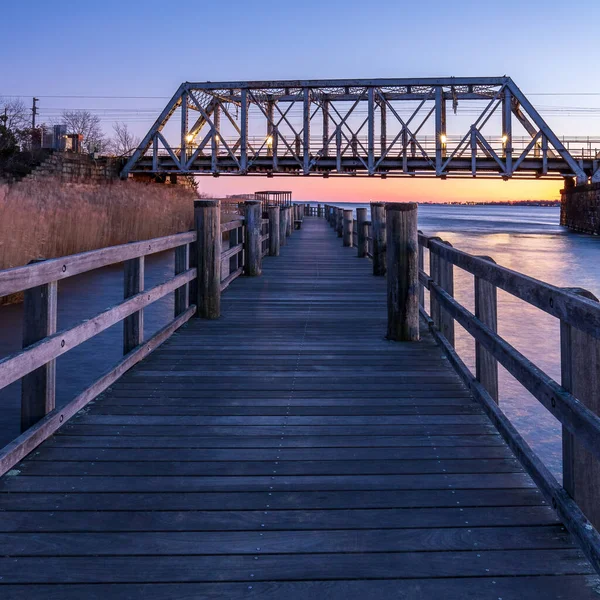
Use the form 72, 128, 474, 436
2, 0, 599, 202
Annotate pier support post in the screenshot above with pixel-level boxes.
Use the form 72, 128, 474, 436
475, 257, 499, 402
417, 230, 425, 308
561, 287, 600, 529
244, 200, 262, 276
385, 203, 419, 342
21, 263, 57, 432
123, 255, 144, 353
194, 199, 221, 319
343, 210, 353, 247
357, 208, 368, 257
371, 202, 386, 276
268, 205, 280, 257
336, 208, 343, 238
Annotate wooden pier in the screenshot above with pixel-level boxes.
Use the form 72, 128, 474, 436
0, 207, 599, 598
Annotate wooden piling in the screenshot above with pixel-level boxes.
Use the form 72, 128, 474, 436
371, 202, 386, 276
357, 207, 368, 257
194, 199, 221, 319
123, 256, 144, 353
417, 230, 425, 307
343, 209, 353, 246
336, 208, 343, 238
244, 200, 262, 276
21, 265, 57, 432
561, 287, 600, 530
268, 205, 280, 257
385, 203, 419, 342
475, 256, 499, 402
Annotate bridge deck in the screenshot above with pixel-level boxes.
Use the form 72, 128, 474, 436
0, 218, 597, 598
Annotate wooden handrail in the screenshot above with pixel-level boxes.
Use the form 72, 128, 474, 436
0, 231, 196, 298
421, 234, 600, 338
416, 229, 600, 574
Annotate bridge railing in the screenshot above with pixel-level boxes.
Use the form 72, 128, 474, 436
0, 199, 300, 478
320, 202, 600, 574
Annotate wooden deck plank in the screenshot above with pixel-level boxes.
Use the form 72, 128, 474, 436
0, 216, 597, 596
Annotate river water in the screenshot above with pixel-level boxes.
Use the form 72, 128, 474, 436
1, 204, 599, 479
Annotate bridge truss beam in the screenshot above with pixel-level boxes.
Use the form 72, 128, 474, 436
122, 77, 592, 183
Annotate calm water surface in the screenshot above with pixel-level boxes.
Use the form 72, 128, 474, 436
2, 204, 599, 479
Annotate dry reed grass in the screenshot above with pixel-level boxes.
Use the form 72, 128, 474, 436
0, 179, 196, 270
0, 179, 197, 302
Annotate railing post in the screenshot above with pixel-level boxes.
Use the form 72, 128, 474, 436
279, 206, 287, 246
417, 230, 425, 308
268, 204, 280, 257
194, 199, 221, 318
357, 207, 367, 257
244, 200, 262, 276
561, 287, 600, 529
429, 237, 442, 330
21, 263, 57, 432
439, 241, 455, 346
385, 202, 419, 342
336, 208, 343, 238
123, 255, 144, 353
343, 209, 353, 247
475, 257, 499, 402
174, 244, 190, 317
285, 206, 292, 237
371, 202, 386, 276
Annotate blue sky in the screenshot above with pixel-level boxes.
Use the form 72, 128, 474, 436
2, 0, 599, 200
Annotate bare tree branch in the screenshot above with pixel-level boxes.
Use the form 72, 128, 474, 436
61, 110, 107, 154
108, 122, 141, 157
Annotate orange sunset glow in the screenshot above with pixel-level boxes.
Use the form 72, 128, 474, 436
198, 176, 561, 203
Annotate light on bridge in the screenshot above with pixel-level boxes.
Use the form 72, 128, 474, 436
440, 134, 447, 145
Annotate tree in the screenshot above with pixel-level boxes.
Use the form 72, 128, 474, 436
61, 110, 107, 154
0, 98, 31, 147
108, 122, 140, 157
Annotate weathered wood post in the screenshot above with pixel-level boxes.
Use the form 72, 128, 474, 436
343, 209, 353, 247
357, 208, 367, 257
21, 263, 57, 432
475, 257, 499, 402
317, 203, 322, 218
417, 230, 425, 308
561, 287, 600, 529
285, 206, 293, 237
371, 202, 386, 276
385, 203, 419, 342
429, 237, 442, 330
244, 200, 262, 276
194, 199, 221, 319
174, 244, 190, 317
438, 241, 455, 346
279, 205, 287, 247
336, 208, 343, 238
268, 205, 280, 257
123, 255, 144, 353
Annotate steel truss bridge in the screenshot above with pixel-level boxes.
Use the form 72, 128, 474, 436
121, 77, 600, 184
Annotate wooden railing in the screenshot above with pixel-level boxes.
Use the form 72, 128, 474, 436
416, 232, 600, 573
320, 201, 600, 575
0, 198, 303, 477
0, 231, 197, 476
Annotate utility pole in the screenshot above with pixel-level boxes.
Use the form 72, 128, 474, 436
32, 97, 39, 129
